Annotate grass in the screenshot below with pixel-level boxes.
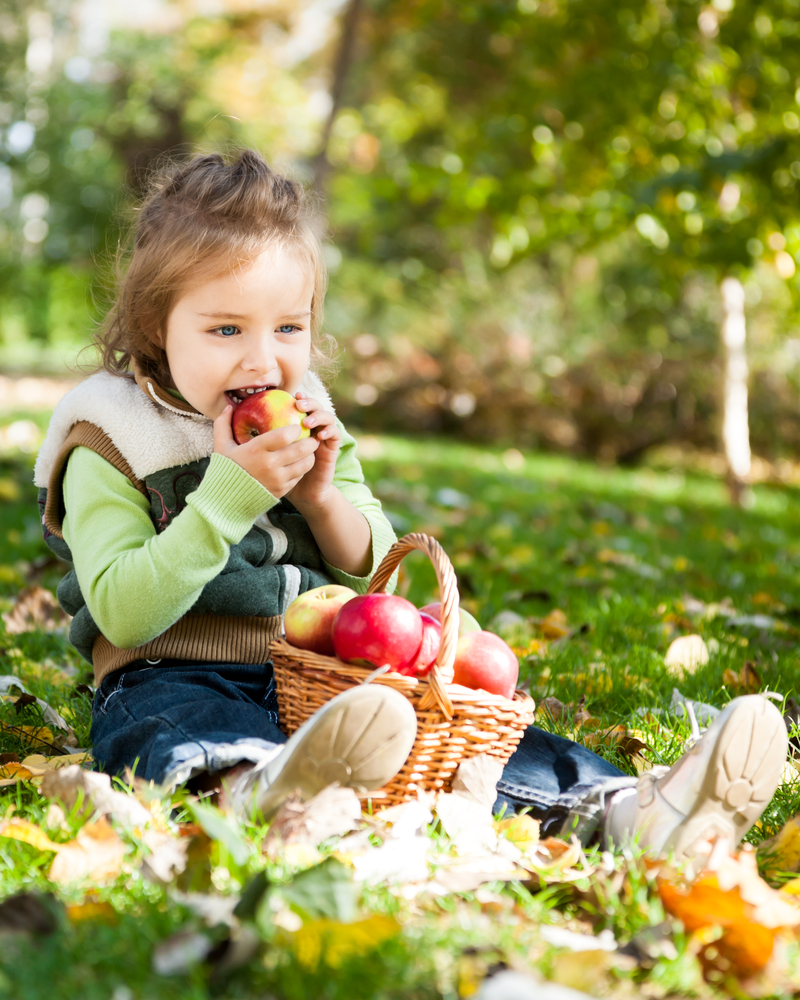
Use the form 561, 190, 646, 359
1, 417, 800, 998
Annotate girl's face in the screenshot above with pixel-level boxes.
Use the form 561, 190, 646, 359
164, 245, 314, 419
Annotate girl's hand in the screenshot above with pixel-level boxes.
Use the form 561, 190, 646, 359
213, 404, 319, 499
284, 392, 341, 509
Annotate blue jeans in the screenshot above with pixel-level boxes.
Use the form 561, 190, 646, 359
90, 660, 286, 787
90, 660, 634, 838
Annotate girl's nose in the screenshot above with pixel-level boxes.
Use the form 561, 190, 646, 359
241, 333, 276, 373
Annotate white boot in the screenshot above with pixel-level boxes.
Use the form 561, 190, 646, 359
229, 684, 417, 819
605, 695, 788, 861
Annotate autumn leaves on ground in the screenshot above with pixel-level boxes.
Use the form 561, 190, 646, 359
2, 418, 800, 999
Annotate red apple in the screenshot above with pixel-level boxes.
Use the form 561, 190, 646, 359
402, 611, 441, 677
231, 388, 310, 446
452, 630, 519, 700
284, 585, 357, 656
420, 602, 481, 636
332, 593, 423, 673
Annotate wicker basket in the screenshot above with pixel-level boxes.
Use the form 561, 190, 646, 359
271, 532, 535, 806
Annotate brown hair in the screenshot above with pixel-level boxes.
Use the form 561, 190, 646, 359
93, 149, 332, 387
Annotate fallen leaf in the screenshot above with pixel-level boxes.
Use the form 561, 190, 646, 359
758, 815, 800, 879
496, 814, 540, 852
48, 817, 127, 885
262, 785, 361, 859
1, 585, 71, 635
540, 609, 570, 640
140, 829, 189, 883
527, 836, 583, 874
66, 900, 117, 924
284, 914, 399, 971
0, 762, 34, 786
536, 697, 567, 722
658, 845, 800, 987
451, 754, 504, 810
664, 634, 709, 677
0, 817, 60, 852
722, 660, 762, 694
153, 930, 214, 976
41, 764, 151, 828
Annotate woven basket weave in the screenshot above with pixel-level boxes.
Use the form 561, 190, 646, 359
271, 532, 535, 806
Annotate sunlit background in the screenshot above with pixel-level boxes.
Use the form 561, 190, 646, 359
2, 0, 800, 497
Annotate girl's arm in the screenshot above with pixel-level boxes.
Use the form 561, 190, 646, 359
62, 446, 275, 648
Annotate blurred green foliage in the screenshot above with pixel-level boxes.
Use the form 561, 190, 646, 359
2, 0, 800, 460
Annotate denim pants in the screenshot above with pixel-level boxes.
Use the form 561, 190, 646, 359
91, 660, 636, 839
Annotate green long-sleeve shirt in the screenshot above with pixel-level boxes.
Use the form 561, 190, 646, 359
62, 425, 396, 651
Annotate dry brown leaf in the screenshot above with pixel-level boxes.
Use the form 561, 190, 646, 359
49, 817, 127, 885
583, 725, 652, 768
140, 829, 189, 883
722, 660, 762, 694
535, 697, 567, 722
41, 764, 151, 828
262, 785, 362, 860
450, 754, 504, 810
1, 585, 71, 635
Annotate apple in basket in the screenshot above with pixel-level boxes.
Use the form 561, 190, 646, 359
404, 611, 441, 677
332, 593, 423, 674
420, 602, 481, 636
284, 585, 357, 657
452, 631, 519, 700
231, 388, 310, 446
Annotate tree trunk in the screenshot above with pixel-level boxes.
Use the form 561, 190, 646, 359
720, 276, 752, 506
310, 0, 364, 197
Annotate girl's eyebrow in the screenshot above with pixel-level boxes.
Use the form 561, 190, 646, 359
199, 312, 249, 319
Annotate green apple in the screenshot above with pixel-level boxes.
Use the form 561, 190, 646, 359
285, 584, 357, 656
419, 602, 481, 636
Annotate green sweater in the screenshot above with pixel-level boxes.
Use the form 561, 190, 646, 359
58, 423, 395, 665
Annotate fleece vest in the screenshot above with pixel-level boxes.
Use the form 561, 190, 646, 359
34, 364, 334, 683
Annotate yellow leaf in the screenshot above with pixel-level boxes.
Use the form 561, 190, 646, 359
20, 751, 92, 775
0, 722, 55, 743
496, 813, 540, 851
540, 609, 569, 639
66, 900, 117, 924
758, 815, 800, 879
0, 817, 59, 852
286, 915, 399, 971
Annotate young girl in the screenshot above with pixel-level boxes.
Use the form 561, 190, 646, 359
34, 149, 418, 815
35, 149, 788, 862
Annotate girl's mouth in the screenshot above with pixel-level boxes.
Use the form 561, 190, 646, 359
225, 386, 276, 407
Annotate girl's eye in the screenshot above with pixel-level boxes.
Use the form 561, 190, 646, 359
215, 325, 238, 337
278, 324, 299, 334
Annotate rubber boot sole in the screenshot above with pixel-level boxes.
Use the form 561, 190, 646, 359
665, 695, 787, 859
256, 684, 417, 818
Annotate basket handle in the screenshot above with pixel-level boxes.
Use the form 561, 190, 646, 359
367, 533, 456, 719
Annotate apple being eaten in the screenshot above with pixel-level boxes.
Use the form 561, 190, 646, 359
231, 388, 310, 446
403, 611, 441, 677
332, 593, 423, 674
284, 585, 357, 657
452, 630, 519, 700
420, 602, 481, 636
